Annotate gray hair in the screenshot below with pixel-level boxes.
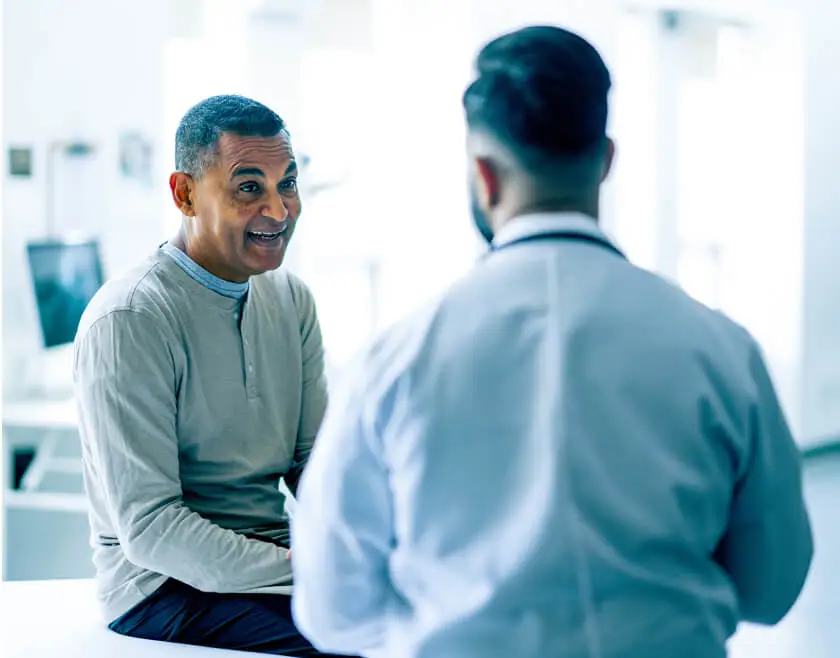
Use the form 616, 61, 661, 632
174, 94, 286, 178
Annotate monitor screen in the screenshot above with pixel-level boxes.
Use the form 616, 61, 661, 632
27, 239, 105, 348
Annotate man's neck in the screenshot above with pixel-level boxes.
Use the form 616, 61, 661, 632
170, 230, 248, 284
169, 231, 189, 255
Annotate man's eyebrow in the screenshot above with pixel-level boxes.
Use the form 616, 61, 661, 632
284, 161, 298, 176
231, 166, 266, 178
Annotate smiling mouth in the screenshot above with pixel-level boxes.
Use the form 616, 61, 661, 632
246, 224, 289, 246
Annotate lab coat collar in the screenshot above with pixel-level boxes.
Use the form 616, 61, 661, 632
491, 212, 615, 251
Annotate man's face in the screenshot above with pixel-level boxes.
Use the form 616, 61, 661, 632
185, 131, 301, 281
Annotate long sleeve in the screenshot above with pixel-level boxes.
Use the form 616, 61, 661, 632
291, 365, 397, 655
285, 274, 328, 495
714, 344, 814, 625
74, 309, 292, 593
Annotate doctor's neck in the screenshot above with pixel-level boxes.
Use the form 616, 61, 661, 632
512, 196, 600, 222
499, 184, 601, 229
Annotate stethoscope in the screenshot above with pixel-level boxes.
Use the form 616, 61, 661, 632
490, 230, 625, 259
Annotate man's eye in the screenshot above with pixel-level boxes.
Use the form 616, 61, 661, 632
280, 178, 298, 192
239, 182, 261, 194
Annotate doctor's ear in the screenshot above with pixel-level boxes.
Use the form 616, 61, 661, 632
474, 157, 501, 209
601, 138, 616, 183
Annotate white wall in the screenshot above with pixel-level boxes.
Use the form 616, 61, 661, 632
2, 0, 172, 398
2, 0, 834, 442
0, 0, 6, 573
627, 0, 836, 446
800, 0, 840, 443
716, 8, 805, 439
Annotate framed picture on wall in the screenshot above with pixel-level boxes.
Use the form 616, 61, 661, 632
118, 132, 153, 186
9, 147, 33, 177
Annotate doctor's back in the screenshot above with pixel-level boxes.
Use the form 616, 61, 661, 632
291, 26, 813, 658
376, 217, 812, 657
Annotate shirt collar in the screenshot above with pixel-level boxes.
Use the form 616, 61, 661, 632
160, 242, 250, 300
491, 212, 615, 251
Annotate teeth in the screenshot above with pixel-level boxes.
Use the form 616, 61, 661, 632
248, 224, 287, 237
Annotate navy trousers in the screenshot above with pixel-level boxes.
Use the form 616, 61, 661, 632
109, 579, 357, 657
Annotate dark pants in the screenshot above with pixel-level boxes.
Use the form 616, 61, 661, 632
109, 579, 356, 656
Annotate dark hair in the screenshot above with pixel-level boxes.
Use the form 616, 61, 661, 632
462, 26, 611, 167
175, 95, 286, 177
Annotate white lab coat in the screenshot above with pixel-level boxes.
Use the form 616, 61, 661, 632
291, 213, 813, 658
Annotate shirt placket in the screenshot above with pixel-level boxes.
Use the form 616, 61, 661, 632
237, 297, 260, 400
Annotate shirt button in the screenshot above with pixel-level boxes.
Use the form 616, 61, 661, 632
248, 364, 254, 373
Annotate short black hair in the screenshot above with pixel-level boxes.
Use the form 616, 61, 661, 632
463, 25, 611, 168
175, 94, 286, 177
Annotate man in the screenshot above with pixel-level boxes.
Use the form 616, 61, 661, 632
74, 95, 349, 656
291, 26, 814, 658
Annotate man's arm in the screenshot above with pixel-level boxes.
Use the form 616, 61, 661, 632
75, 310, 291, 593
714, 343, 813, 625
291, 366, 397, 655
284, 275, 328, 496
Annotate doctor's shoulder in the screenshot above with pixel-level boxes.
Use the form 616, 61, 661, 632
639, 266, 760, 355
337, 296, 446, 399
658, 275, 774, 401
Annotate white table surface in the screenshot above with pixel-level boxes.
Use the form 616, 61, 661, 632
0, 576, 822, 658
0, 579, 274, 657
2, 397, 78, 430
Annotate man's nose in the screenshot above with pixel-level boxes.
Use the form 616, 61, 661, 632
263, 192, 289, 222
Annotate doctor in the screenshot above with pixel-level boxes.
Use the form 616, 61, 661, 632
291, 25, 814, 658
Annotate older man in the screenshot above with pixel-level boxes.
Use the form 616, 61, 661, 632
74, 95, 348, 656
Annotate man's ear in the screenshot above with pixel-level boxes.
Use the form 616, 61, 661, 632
474, 157, 501, 209
170, 172, 197, 217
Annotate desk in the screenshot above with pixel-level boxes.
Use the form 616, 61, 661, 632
3, 396, 85, 511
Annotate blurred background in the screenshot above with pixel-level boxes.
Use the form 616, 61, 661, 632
0, 0, 837, 655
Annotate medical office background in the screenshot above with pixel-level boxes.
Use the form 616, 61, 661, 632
0, 0, 837, 631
